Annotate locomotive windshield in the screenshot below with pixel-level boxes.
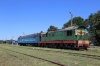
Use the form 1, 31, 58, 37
76, 26, 85, 40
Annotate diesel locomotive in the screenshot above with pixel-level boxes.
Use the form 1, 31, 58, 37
18, 26, 90, 50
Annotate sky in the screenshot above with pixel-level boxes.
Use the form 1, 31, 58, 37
0, 0, 100, 40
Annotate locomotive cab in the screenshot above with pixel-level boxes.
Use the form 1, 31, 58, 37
75, 26, 85, 40
76, 26, 90, 49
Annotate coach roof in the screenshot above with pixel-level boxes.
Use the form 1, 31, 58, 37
19, 33, 40, 38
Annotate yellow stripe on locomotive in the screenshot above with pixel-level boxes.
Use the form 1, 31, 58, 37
76, 30, 85, 35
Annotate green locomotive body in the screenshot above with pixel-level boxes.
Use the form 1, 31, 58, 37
39, 26, 90, 49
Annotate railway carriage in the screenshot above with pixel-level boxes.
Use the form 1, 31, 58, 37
18, 33, 40, 46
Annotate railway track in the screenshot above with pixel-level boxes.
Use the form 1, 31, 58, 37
13, 45, 100, 60
32, 48, 100, 60
5, 45, 100, 60
1, 47, 66, 66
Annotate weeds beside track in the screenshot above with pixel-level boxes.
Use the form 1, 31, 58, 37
8, 45, 100, 60
1, 47, 66, 66
1, 44, 100, 66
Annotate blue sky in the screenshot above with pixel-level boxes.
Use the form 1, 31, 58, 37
0, 0, 100, 40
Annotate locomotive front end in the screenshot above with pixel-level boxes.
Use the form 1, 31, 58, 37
76, 26, 90, 50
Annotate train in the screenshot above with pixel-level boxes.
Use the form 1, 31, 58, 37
18, 26, 90, 50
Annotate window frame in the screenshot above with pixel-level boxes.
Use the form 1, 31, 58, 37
66, 30, 72, 36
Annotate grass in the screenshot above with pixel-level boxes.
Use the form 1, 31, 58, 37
0, 44, 100, 66
0, 45, 58, 66
7, 44, 100, 56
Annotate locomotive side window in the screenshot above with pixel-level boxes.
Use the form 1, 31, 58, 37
67, 30, 72, 36
46, 33, 48, 37
52, 33, 54, 37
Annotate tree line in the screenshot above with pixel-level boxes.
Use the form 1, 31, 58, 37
44, 10, 100, 46
0, 39, 13, 44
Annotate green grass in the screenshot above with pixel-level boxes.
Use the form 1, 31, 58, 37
0, 44, 100, 66
7, 44, 100, 56
0, 45, 58, 66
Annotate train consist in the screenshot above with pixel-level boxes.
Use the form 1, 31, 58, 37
18, 26, 90, 50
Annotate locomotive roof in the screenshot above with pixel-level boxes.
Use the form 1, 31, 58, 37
48, 26, 78, 33
63, 26, 78, 30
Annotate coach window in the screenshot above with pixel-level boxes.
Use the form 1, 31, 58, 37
67, 30, 72, 36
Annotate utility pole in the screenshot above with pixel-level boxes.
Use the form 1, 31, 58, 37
69, 12, 73, 27
12, 36, 13, 45
6, 38, 7, 44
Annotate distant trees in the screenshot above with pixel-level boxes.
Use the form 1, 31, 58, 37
40, 31, 44, 33
0, 40, 3, 44
0, 40, 7, 44
62, 16, 85, 29
47, 25, 58, 31
86, 10, 100, 46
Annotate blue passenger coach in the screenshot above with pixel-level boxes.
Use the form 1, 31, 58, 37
18, 33, 41, 46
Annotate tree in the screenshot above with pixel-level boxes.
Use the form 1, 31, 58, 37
47, 25, 58, 31
40, 31, 44, 33
87, 10, 100, 46
62, 16, 85, 29
83, 19, 89, 28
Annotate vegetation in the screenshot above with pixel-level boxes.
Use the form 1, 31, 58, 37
1, 44, 100, 66
47, 25, 58, 31
0, 45, 57, 66
87, 11, 100, 46
40, 31, 44, 33
0, 40, 9, 44
62, 16, 85, 28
